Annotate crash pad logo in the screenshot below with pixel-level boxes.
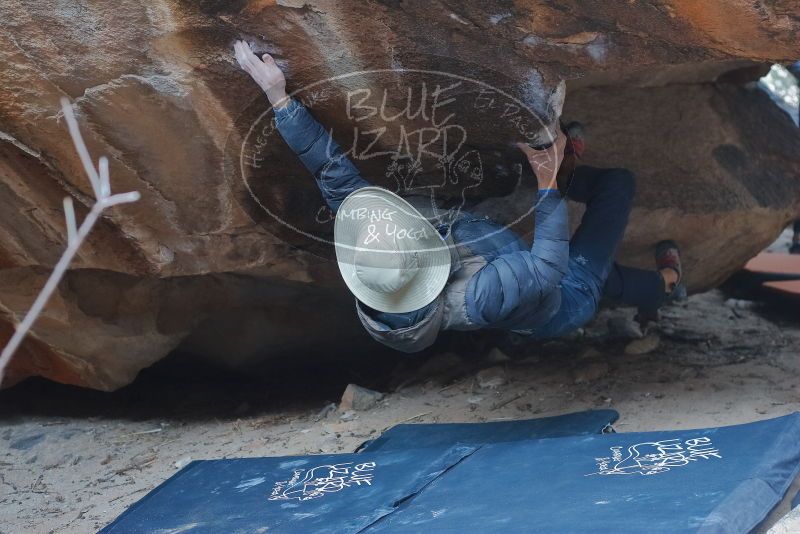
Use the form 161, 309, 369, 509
588, 437, 722, 476
268, 461, 376, 501
224, 56, 559, 259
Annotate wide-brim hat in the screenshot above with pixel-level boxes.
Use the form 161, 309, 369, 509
334, 187, 452, 313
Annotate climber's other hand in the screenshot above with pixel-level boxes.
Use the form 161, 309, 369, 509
234, 40, 289, 108
516, 133, 567, 191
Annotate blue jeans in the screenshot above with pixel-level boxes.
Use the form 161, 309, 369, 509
533, 166, 665, 338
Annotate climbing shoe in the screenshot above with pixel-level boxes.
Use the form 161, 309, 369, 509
655, 240, 683, 297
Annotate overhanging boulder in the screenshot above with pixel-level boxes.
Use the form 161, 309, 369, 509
0, 1, 798, 389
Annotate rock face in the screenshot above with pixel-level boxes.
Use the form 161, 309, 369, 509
1, 1, 799, 390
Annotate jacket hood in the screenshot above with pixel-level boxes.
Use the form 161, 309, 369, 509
355, 296, 445, 353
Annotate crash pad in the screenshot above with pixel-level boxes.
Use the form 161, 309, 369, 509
365, 413, 800, 533
763, 280, 800, 302
101, 413, 800, 533
357, 409, 619, 453
99, 445, 476, 534
743, 253, 800, 281
102, 410, 617, 532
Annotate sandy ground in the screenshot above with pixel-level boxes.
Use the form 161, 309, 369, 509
1, 239, 799, 532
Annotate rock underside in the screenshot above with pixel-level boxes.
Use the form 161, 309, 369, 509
0, 1, 799, 390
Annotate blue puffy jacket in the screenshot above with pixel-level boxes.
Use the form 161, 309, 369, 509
274, 99, 569, 335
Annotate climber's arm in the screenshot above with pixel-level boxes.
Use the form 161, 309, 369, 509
467, 136, 570, 324
234, 40, 369, 212
272, 99, 371, 212
468, 191, 569, 324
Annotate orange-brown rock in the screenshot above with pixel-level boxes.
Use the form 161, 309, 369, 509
1, 1, 799, 390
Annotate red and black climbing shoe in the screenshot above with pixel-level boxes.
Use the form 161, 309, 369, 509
563, 121, 586, 159
655, 240, 683, 296
636, 241, 684, 329
556, 121, 585, 194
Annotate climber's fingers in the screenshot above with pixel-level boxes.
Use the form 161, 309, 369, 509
516, 134, 568, 191
516, 134, 567, 168
238, 40, 256, 58
234, 40, 288, 104
234, 40, 265, 75
516, 142, 552, 172
234, 41, 252, 72
549, 134, 568, 170
241, 43, 261, 70
233, 41, 244, 67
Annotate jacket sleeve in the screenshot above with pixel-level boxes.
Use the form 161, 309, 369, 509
468, 190, 569, 324
274, 99, 370, 212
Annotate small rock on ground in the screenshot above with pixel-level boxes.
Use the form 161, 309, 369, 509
174, 456, 192, 470
476, 366, 507, 388
725, 298, 756, 310
339, 410, 358, 422
625, 333, 661, 355
315, 402, 337, 421
340, 384, 384, 412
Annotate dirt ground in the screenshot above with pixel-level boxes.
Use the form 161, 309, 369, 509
1, 232, 799, 533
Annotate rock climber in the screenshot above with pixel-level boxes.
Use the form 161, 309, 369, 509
234, 40, 684, 352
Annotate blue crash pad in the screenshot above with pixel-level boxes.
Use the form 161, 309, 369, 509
101, 413, 800, 533
357, 409, 618, 452
101, 410, 617, 533
365, 413, 800, 533
100, 445, 475, 534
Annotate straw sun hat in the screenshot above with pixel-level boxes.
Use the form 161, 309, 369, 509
334, 187, 452, 313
